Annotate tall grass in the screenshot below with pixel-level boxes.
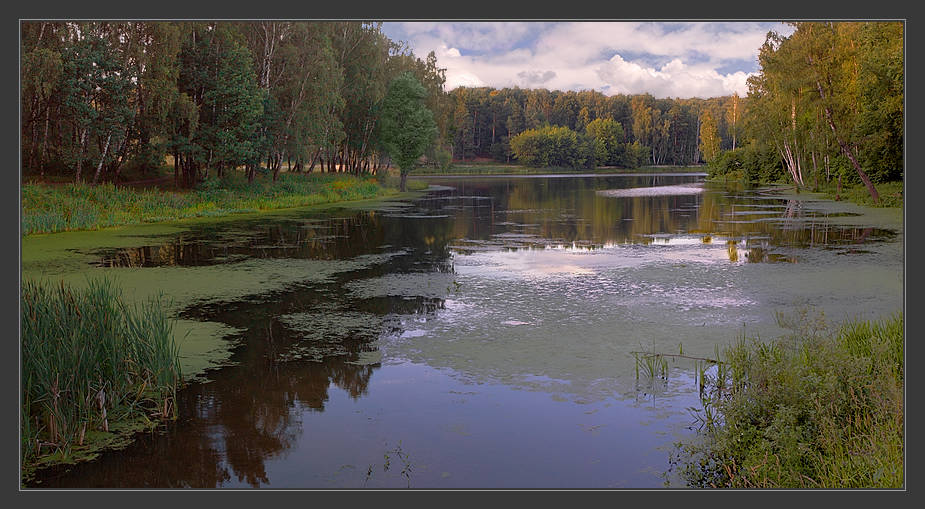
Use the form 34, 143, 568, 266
672, 312, 904, 488
21, 278, 181, 471
21, 172, 391, 235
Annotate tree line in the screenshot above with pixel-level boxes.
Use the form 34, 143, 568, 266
709, 21, 903, 204
445, 86, 744, 168
21, 21, 901, 193
20, 21, 447, 187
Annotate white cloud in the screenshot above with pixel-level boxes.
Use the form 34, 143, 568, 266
382, 21, 793, 98
596, 55, 751, 98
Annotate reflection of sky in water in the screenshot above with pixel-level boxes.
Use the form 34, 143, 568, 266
382, 181, 902, 409
28, 176, 903, 489
596, 183, 705, 197
449, 235, 777, 278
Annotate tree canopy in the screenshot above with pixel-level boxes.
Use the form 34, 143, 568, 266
20, 21, 449, 187
379, 72, 438, 191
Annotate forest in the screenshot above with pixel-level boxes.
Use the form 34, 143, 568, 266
20, 21, 448, 188
709, 21, 903, 204
21, 21, 902, 201
446, 85, 737, 168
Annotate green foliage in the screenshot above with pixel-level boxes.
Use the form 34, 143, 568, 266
446, 87, 726, 167
623, 141, 650, 169
379, 72, 438, 189
584, 118, 626, 166
21, 22, 448, 186
734, 22, 903, 198
699, 111, 721, 163
708, 144, 785, 184
672, 313, 904, 488
856, 22, 904, 183
21, 278, 182, 473
509, 125, 590, 169
59, 29, 134, 181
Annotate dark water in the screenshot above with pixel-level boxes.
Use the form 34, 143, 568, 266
27, 174, 902, 488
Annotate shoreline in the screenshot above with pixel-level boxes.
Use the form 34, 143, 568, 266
21, 174, 429, 237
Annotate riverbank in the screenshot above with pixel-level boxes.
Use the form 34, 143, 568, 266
21, 172, 426, 236
818, 180, 904, 208
705, 176, 903, 210
670, 312, 904, 488
412, 162, 706, 176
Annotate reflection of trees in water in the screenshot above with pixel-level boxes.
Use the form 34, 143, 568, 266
164, 213, 456, 486
94, 212, 391, 268
433, 178, 894, 256
34, 207, 458, 488
31, 352, 380, 488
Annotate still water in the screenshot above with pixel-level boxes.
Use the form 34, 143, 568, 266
26, 174, 903, 488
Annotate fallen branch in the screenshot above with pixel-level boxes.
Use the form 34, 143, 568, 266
629, 352, 724, 364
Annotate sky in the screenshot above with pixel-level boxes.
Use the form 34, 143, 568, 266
381, 22, 796, 99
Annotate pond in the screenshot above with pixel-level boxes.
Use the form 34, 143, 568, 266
23, 173, 903, 488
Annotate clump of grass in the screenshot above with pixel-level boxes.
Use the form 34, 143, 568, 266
671, 312, 904, 488
21, 172, 393, 235
21, 278, 182, 476
633, 350, 670, 380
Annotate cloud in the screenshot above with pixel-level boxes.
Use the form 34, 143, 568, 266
596, 55, 750, 98
516, 70, 557, 86
382, 21, 793, 98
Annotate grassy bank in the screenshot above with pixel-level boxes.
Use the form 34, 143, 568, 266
22, 172, 394, 236
21, 278, 182, 482
671, 312, 904, 488
705, 172, 903, 209
819, 180, 904, 208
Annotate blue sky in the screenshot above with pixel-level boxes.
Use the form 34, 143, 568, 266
381, 22, 794, 98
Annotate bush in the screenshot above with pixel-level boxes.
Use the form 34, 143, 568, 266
510, 125, 589, 169
708, 144, 785, 184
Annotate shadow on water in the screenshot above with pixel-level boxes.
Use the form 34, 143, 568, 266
27, 174, 900, 488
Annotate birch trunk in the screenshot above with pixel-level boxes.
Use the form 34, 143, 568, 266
93, 132, 112, 184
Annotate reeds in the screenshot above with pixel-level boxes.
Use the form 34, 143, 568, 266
21, 278, 182, 469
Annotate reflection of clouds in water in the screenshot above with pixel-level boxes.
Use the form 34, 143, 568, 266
596, 184, 704, 197
453, 237, 764, 279
381, 240, 767, 404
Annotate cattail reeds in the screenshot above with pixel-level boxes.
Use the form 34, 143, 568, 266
21, 277, 182, 469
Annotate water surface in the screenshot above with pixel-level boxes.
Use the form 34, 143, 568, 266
24, 174, 903, 488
